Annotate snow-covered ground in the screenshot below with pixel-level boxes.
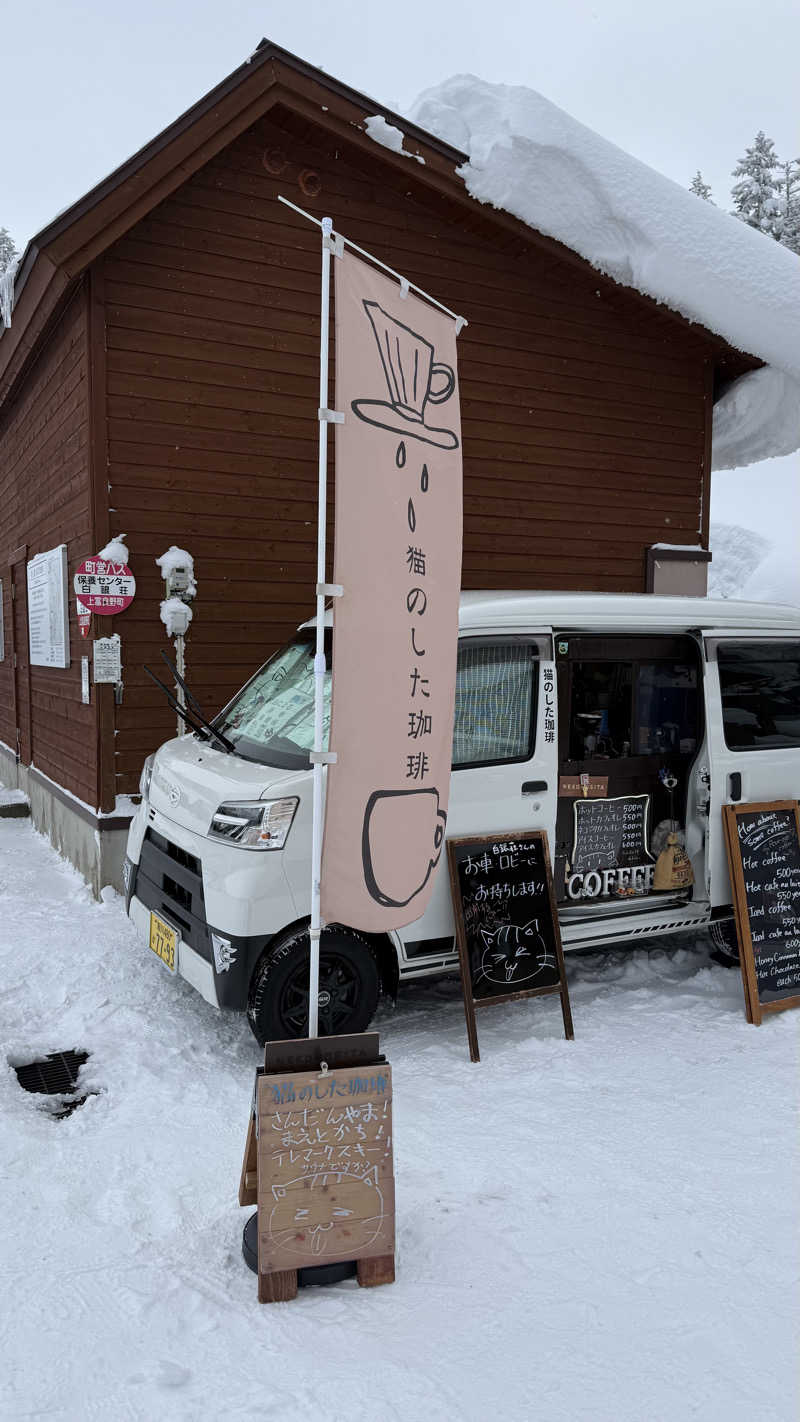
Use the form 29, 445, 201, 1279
2, 819, 798, 1421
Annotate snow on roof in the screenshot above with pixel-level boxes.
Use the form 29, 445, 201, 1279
364, 115, 425, 164
409, 76, 800, 469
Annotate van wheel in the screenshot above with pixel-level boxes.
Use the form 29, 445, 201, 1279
247, 926, 381, 1045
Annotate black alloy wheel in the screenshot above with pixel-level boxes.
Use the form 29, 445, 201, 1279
278, 949, 365, 1036
247, 927, 381, 1044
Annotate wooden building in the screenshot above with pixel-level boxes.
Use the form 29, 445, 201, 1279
0, 40, 761, 888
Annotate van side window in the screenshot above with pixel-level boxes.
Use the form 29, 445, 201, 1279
452, 643, 537, 768
718, 642, 800, 751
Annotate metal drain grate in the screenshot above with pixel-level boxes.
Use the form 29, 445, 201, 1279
14, 1050, 92, 1117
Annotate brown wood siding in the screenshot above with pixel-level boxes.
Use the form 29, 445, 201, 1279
0, 288, 97, 805
102, 109, 714, 795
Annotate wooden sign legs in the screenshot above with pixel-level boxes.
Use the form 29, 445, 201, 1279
239, 1033, 396, 1303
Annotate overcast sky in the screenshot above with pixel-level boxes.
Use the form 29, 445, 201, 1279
3, 0, 799, 248
3, 0, 798, 574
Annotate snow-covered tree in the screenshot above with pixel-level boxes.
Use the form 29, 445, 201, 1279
777, 158, 800, 254
0, 229, 19, 329
730, 131, 783, 238
0, 227, 17, 274
689, 171, 714, 202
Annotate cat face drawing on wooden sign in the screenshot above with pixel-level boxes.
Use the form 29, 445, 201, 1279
477, 920, 554, 988
268, 1168, 385, 1261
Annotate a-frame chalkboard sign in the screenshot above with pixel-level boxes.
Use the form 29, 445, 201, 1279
447, 830, 574, 1061
722, 800, 800, 1025
239, 1033, 395, 1301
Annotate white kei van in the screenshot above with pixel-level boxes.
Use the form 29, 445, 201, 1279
123, 593, 800, 1041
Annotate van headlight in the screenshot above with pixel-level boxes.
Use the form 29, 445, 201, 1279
139, 754, 155, 800
208, 797, 299, 850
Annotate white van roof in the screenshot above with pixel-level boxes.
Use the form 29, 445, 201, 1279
308, 592, 800, 633
457, 591, 800, 633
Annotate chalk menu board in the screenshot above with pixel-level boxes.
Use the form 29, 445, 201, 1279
448, 831, 574, 1061
27, 545, 69, 669
238, 1033, 396, 1301
723, 801, 800, 1024
571, 794, 652, 876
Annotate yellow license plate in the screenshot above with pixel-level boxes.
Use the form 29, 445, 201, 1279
149, 912, 178, 973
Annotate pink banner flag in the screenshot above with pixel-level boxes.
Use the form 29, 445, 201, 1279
320, 250, 463, 932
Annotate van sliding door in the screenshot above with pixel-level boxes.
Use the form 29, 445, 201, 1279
703, 633, 800, 906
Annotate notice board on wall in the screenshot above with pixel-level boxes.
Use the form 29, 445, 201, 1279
447, 830, 574, 1061
27, 545, 69, 669
722, 801, 800, 1025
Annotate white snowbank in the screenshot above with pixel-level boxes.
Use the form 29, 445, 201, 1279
364, 114, 425, 164
708, 522, 772, 600
741, 544, 800, 608
96, 534, 129, 565
409, 76, 800, 465
710, 453, 800, 607
712, 367, 800, 471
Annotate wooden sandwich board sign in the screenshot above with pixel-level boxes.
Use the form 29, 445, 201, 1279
447, 831, 574, 1062
722, 801, 800, 1026
239, 1033, 395, 1302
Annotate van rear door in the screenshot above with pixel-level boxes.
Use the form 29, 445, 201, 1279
703, 632, 800, 906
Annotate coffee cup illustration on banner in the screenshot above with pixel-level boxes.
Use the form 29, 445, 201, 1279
351, 302, 459, 450
361, 787, 447, 908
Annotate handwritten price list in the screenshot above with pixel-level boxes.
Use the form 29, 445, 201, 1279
736, 809, 800, 999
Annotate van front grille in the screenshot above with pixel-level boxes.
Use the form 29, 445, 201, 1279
135, 828, 210, 961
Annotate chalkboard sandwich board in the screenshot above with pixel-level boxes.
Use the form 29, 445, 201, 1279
722, 801, 800, 1026
447, 831, 574, 1062
239, 1033, 395, 1301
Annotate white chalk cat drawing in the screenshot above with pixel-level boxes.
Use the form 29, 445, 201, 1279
268, 1167, 384, 1260
477, 920, 554, 987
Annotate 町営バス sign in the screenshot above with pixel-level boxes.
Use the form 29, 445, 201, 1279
74, 556, 136, 615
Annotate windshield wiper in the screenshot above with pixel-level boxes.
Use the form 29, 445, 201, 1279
159, 650, 235, 753
143, 664, 213, 742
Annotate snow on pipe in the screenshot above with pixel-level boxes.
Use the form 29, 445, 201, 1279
157, 547, 197, 737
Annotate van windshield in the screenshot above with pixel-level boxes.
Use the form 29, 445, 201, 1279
213, 634, 331, 768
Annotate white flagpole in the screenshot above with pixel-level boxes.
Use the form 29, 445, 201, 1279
308, 215, 334, 1040
277, 195, 467, 329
